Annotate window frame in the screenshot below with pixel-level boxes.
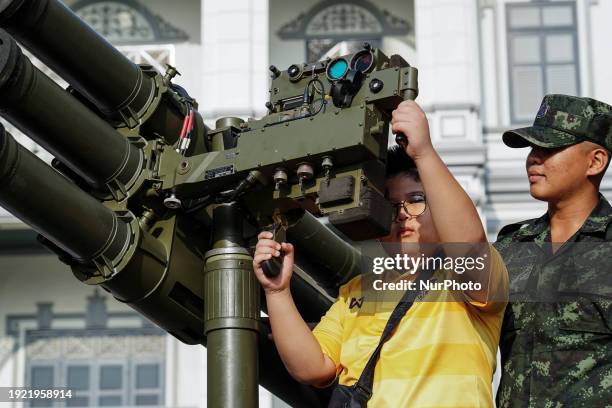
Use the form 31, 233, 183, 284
131, 360, 164, 406
505, 0, 580, 124
96, 361, 128, 406
27, 363, 58, 408
65, 363, 92, 407
26, 358, 165, 407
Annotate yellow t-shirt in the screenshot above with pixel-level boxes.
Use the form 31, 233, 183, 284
312, 247, 508, 408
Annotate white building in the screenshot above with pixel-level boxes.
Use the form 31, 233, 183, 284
1, 0, 610, 407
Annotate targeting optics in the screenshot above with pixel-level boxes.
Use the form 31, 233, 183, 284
350, 49, 375, 73
326, 57, 349, 81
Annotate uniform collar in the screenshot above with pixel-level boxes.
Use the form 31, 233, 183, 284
579, 193, 612, 234
516, 193, 612, 239
512, 213, 549, 240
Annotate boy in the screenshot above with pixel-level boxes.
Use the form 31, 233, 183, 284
253, 101, 507, 407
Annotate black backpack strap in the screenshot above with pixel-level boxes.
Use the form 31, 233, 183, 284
350, 267, 434, 402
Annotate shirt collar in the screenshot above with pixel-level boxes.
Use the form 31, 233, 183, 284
516, 193, 612, 239
578, 193, 612, 234
514, 213, 550, 240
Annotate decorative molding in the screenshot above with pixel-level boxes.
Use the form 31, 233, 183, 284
307, 4, 382, 36
6, 290, 156, 336
25, 332, 166, 360
26, 336, 63, 360
97, 334, 130, 357
64, 335, 97, 358
278, 0, 412, 40
71, 0, 189, 44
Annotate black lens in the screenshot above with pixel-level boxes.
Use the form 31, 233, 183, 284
350, 50, 374, 73
288, 64, 300, 78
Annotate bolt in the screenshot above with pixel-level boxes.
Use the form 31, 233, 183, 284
178, 160, 191, 175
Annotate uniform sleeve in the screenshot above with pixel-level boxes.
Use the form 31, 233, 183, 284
311, 283, 349, 378
466, 245, 509, 313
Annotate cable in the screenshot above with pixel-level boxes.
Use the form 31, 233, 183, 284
177, 103, 195, 156
263, 77, 328, 128
308, 78, 326, 116
171, 84, 196, 156
180, 108, 195, 156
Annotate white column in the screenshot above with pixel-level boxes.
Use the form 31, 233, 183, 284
414, 0, 486, 207
415, 0, 482, 108
480, 1, 500, 129
168, 4, 274, 405
587, 0, 612, 104
200, 0, 269, 123
166, 338, 206, 408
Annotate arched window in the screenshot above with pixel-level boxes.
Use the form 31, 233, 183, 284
277, 0, 412, 61
71, 0, 189, 45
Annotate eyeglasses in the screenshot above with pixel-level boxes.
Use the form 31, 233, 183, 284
391, 193, 427, 222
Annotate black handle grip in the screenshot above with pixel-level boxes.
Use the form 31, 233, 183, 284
395, 132, 408, 147
261, 257, 282, 278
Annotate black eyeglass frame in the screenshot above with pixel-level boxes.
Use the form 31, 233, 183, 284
390, 194, 427, 223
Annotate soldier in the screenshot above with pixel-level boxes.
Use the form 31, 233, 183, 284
495, 94, 612, 407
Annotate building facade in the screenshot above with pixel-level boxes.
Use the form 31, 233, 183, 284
1, 0, 610, 407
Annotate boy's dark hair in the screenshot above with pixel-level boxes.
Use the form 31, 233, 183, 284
385, 145, 420, 181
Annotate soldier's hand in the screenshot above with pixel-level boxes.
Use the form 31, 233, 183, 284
253, 231, 295, 294
391, 100, 434, 161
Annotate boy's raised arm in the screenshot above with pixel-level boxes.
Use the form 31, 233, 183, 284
391, 101, 498, 304
391, 100, 487, 244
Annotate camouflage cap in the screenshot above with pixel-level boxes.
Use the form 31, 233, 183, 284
503, 94, 612, 151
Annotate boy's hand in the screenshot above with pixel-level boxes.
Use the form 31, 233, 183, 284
253, 231, 295, 294
391, 100, 434, 161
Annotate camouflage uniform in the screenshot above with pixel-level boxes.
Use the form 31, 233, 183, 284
495, 95, 612, 408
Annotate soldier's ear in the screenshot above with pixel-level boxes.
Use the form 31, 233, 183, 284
586, 147, 609, 178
